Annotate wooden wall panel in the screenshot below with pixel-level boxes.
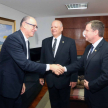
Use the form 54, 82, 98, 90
62, 18, 74, 28
63, 29, 85, 39
75, 39, 87, 51
71, 17, 87, 28
75, 40, 89, 55
61, 17, 87, 29
86, 16, 100, 22
56, 16, 108, 55
63, 29, 75, 39
100, 16, 108, 27
104, 28, 108, 38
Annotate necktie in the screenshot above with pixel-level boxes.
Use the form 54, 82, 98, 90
87, 45, 94, 59
52, 38, 57, 55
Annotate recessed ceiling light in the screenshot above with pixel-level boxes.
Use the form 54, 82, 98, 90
65, 3, 88, 10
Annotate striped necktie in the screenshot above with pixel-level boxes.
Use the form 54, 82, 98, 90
52, 38, 57, 55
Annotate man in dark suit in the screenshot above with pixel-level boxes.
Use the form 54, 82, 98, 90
0, 16, 64, 108
65, 20, 108, 108
39, 20, 78, 108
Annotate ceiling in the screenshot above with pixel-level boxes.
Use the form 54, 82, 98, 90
0, 0, 108, 18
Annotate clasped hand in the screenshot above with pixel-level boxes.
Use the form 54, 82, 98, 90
50, 64, 65, 75
84, 79, 89, 90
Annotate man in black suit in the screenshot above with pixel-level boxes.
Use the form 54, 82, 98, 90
39, 20, 78, 108
0, 16, 64, 108
65, 20, 108, 108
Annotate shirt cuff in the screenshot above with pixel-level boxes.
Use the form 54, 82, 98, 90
46, 64, 50, 71
64, 66, 67, 72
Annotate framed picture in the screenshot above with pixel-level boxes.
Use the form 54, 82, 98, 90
0, 17, 16, 51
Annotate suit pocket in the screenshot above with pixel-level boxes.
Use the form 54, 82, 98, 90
2, 71, 18, 85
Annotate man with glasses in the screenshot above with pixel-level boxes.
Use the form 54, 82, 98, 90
0, 16, 64, 108
25, 22, 38, 29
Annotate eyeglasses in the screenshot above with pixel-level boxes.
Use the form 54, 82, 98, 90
25, 22, 38, 29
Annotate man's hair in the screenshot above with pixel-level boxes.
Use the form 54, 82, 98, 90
20, 16, 31, 27
59, 20, 63, 27
54, 20, 63, 27
86, 20, 105, 37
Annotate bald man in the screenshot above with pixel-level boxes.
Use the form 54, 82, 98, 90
39, 20, 77, 108
0, 16, 64, 108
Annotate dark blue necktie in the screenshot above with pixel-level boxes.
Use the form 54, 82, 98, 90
87, 45, 94, 59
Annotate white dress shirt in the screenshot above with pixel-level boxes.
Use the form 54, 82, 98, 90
21, 30, 49, 71
52, 35, 62, 57
21, 31, 29, 59
52, 35, 67, 72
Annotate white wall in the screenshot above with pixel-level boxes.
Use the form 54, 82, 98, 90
0, 4, 39, 48
0, 4, 54, 48
29, 17, 55, 48
0, 4, 28, 30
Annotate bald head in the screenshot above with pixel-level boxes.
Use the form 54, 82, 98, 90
51, 20, 63, 38
52, 20, 63, 28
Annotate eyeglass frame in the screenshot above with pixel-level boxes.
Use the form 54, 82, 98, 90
25, 22, 38, 29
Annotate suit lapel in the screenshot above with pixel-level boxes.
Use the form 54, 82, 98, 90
85, 39, 105, 69
19, 30, 27, 57
54, 36, 65, 61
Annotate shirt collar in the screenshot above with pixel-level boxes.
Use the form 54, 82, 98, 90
53, 34, 62, 40
92, 37, 103, 48
20, 30, 28, 42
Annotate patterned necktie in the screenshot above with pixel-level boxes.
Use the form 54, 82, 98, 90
52, 38, 57, 55
87, 45, 94, 59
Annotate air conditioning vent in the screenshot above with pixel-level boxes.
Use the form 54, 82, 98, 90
65, 3, 88, 10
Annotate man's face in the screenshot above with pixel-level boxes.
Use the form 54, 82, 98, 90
51, 21, 63, 37
25, 18, 38, 38
84, 23, 95, 43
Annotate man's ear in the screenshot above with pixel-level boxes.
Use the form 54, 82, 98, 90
94, 30, 98, 36
61, 27, 63, 32
22, 22, 26, 29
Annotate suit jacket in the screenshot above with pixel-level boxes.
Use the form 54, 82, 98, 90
66, 39, 108, 107
0, 30, 46, 99
40, 35, 78, 89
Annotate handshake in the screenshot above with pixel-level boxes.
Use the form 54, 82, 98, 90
49, 64, 65, 75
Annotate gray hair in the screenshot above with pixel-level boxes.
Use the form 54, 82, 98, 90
54, 20, 63, 27
20, 16, 31, 27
